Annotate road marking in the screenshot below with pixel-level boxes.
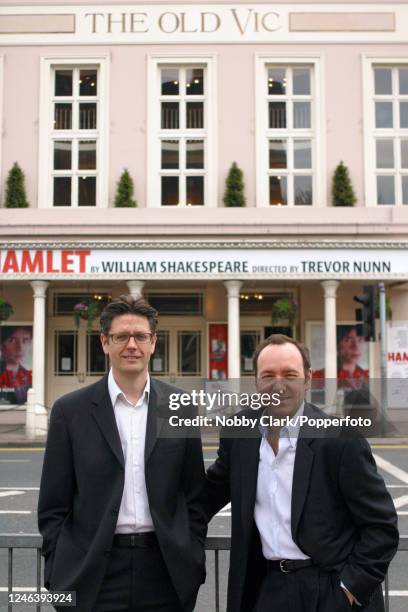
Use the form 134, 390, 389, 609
0, 487, 39, 491
373, 454, 408, 485
0, 511, 31, 514
397, 511, 408, 516
0, 490, 25, 498
386, 485, 408, 488
393, 495, 408, 509
372, 445, 408, 449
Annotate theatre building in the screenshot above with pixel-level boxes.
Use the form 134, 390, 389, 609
1, 1, 408, 433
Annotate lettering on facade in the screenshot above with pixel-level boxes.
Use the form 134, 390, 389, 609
0, 250, 90, 274
300, 260, 392, 274
84, 8, 281, 35
388, 352, 408, 362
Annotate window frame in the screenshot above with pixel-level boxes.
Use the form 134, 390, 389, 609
38, 55, 109, 209
363, 56, 408, 207
147, 55, 217, 208
255, 55, 325, 208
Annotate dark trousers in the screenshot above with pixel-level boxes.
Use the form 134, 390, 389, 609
253, 565, 385, 612
93, 537, 183, 612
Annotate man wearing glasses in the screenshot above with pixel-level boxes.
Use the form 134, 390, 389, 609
38, 295, 206, 612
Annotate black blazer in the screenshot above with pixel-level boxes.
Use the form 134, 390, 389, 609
204, 402, 399, 612
38, 376, 207, 612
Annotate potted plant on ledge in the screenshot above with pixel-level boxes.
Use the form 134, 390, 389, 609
73, 299, 101, 331
0, 298, 14, 322
271, 296, 297, 326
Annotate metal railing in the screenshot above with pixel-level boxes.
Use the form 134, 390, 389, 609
1, 534, 407, 612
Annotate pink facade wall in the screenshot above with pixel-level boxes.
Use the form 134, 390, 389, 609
1, 1, 408, 210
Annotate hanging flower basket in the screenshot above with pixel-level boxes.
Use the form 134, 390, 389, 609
271, 297, 297, 326
0, 298, 14, 322
73, 300, 100, 331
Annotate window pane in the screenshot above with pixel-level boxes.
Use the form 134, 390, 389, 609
79, 103, 97, 129
161, 140, 179, 169
186, 102, 204, 128
161, 102, 179, 129
293, 102, 311, 128
269, 102, 286, 128
53, 177, 71, 206
177, 331, 201, 375
374, 68, 392, 95
186, 176, 204, 206
400, 102, 408, 128
269, 140, 287, 169
294, 175, 313, 205
401, 140, 408, 168
293, 68, 310, 95
147, 295, 203, 315
55, 70, 72, 96
54, 141, 72, 170
376, 140, 394, 169
54, 332, 76, 375
269, 176, 287, 206
399, 68, 408, 95
54, 294, 110, 315
377, 176, 395, 205
161, 68, 179, 95
78, 176, 96, 206
375, 102, 393, 128
79, 69, 97, 96
161, 176, 179, 205
267, 68, 286, 95
54, 103, 72, 130
87, 333, 107, 375
150, 331, 169, 375
294, 140, 312, 169
241, 332, 260, 375
402, 177, 408, 205
78, 141, 96, 170
186, 68, 204, 95
186, 140, 204, 169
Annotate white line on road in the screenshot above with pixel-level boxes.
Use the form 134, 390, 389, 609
0, 490, 25, 498
0, 487, 39, 490
0, 511, 31, 514
373, 454, 408, 485
393, 495, 408, 509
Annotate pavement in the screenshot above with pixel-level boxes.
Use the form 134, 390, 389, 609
1, 406, 408, 447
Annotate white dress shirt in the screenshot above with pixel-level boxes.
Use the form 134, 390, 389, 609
108, 369, 154, 534
254, 403, 309, 560
254, 402, 360, 605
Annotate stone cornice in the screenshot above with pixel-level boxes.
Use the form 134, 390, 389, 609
2, 239, 408, 249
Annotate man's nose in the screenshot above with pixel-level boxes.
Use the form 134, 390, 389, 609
126, 336, 139, 348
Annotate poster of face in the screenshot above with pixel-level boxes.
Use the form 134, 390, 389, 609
310, 323, 369, 388
0, 325, 33, 405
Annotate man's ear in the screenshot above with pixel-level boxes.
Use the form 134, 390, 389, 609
100, 333, 109, 355
305, 368, 312, 390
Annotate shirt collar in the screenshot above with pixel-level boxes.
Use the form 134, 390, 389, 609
260, 401, 305, 449
108, 368, 150, 408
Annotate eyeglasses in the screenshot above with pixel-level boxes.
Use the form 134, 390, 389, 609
108, 332, 154, 345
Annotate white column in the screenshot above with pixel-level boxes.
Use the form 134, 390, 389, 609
126, 280, 145, 298
26, 281, 49, 439
224, 281, 242, 379
321, 280, 339, 381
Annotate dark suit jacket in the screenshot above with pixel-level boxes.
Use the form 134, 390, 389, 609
204, 402, 399, 612
38, 376, 207, 612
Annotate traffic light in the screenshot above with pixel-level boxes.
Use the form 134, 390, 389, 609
353, 285, 376, 341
